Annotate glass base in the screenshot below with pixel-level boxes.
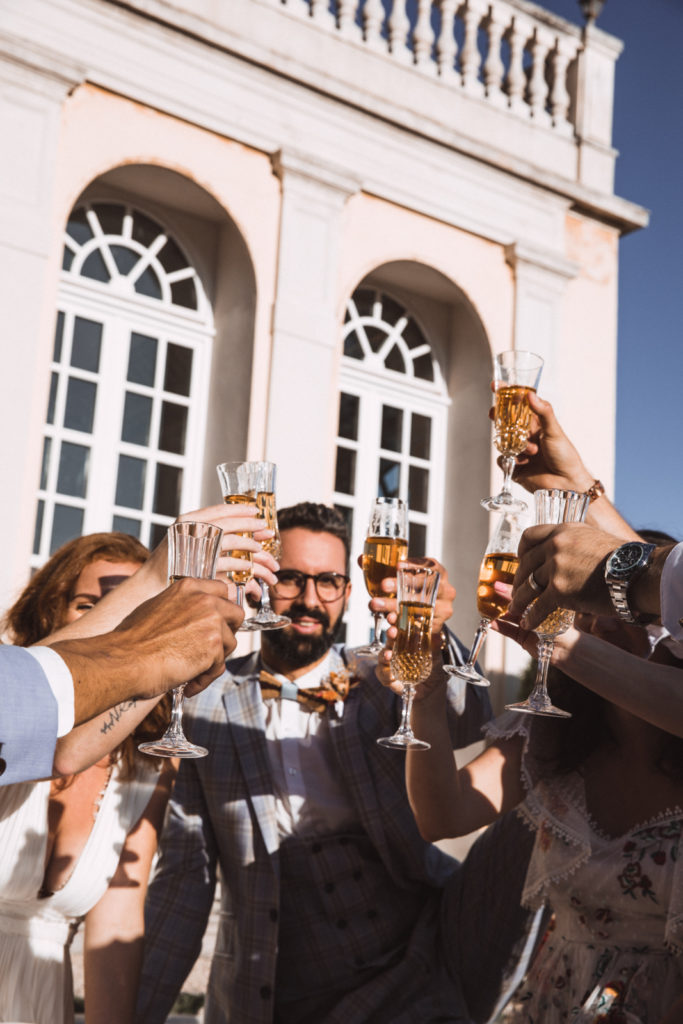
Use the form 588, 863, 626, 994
505, 699, 571, 719
376, 733, 431, 750
240, 613, 290, 631
480, 493, 527, 513
444, 664, 491, 686
138, 737, 209, 758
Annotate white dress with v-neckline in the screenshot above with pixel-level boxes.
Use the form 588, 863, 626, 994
0, 760, 158, 1023
488, 712, 683, 1023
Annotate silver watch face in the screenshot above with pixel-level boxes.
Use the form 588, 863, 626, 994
606, 542, 653, 580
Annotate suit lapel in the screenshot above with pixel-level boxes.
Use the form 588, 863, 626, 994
222, 656, 280, 856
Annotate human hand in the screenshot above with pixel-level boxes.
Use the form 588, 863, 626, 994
509, 522, 621, 629
496, 392, 595, 495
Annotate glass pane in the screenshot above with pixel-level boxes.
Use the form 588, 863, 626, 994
335, 447, 356, 495
47, 372, 58, 425
112, 515, 141, 539
403, 318, 427, 351
33, 500, 44, 555
134, 266, 162, 300
351, 289, 375, 319
94, 203, 124, 236
410, 413, 431, 459
66, 207, 93, 246
64, 377, 97, 433
164, 343, 193, 396
50, 504, 84, 555
110, 244, 139, 276
132, 211, 163, 249
62, 248, 74, 272
54, 312, 64, 362
40, 437, 52, 490
81, 249, 110, 283
127, 333, 158, 387
334, 503, 353, 541
366, 325, 386, 354
150, 521, 168, 550
71, 317, 102, 372
381, 295, 404, 325
378, 458, 400, 498
409, 465, 429, 514
159, 401, 188, 455
413, 353, 434, 382
57, 441, 89, 498
410, 522, 426, 558
158, 237, 187, 274
385, 344, 406, 374
154, 464, 182, 517
116, 455, 146, 510
121, 392, 152, 446
343, 332, 364, 360
170, 277, 197, 310
338, 393, 359, 441
381, 405, 403, 452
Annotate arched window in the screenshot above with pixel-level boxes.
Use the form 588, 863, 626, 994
335, 287, 450, 642
33, 201, 214, 564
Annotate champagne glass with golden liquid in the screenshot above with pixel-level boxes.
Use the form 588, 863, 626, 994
247, 460, 290, 630
377, 563, 440, 751
357, 497, 408, 657
139, 520, 222, 759
216, 461, 260, 631
506, 488, 590, 718
447, 512, 523, 686
481, 350, 544, 513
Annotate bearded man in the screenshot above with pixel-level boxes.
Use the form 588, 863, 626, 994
137, 503, 535, 1024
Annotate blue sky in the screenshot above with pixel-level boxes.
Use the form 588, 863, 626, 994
540, 0, 683, 539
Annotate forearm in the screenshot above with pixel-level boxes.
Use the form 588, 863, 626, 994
52, 696, 160, 776
84, 905, 144, 1024
408, 681, 466, 841
553, 629, 683, 736
585, 494, 641, 541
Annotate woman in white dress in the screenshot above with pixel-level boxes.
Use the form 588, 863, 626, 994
0, 533, 175, 1024
401, 612, 683, 1023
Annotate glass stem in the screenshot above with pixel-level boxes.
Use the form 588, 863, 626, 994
234, 584, 244, 609
371, 611, 384, 646
500, 454, 516, 498
259, 579, 272, 613
464, 618, 491, 669
399, 683, 415, 734
168, 685, 186, 740
530, 638, 554, 703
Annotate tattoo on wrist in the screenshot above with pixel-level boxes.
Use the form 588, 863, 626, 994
100, 700, 137, 734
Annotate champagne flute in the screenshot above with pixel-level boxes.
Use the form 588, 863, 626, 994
377, 562, 440, 751
247, 460, 290, 630
481, 350, 544, 513
357, 497, 408, 657
447, 511, 523, 686
216, 461, 260, 632
506, 488, 590, 718
139, 520, 222, 759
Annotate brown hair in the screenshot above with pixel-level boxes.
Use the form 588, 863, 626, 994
3, 532, 170, 779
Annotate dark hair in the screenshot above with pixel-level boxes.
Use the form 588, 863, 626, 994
278, 503, 351, 569
531, 666, 683, 782
3, 532, 169, 779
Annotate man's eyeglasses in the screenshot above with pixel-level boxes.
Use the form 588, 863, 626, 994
271, 570, 349, 603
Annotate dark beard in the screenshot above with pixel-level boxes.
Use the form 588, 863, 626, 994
262, 601, 345, 671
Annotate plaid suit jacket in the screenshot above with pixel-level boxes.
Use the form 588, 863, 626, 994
138, 638, 492, 1024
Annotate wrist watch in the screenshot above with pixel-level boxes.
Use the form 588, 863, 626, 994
604, 541, 656, 623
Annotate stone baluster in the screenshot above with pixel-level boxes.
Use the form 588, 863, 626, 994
549, 37, 577, 135
527, 25, 552, 125
505, 15, 532, 115
436, 0, 459, 79
337, 0, 358, 37
310, 0, 331, 23
460, 0, 485, 96
388, 0, 411, 62
363, 0, 385, 47
412, 0, 433, 69
483, 4, 507, 106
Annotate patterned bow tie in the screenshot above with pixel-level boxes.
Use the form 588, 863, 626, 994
258, 668, 358, 714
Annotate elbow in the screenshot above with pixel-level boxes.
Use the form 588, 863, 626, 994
52, 744, 89, 779
417, 820, 451, 844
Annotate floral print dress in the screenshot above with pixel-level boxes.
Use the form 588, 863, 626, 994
489, 713, 683, 1024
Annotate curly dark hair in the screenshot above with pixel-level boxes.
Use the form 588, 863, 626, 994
277, 502, 351, 569
3, 532, 170, 779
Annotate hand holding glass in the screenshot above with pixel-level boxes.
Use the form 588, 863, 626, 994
139, 520, 222, 759
357, 497, 408, 657
448, 511, 523, 686
377, 563, 440, 751
505, 488, 590, 718
481, 350, 544, 513
216, 461, 261, 632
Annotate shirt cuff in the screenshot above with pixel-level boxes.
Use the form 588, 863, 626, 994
25, 646, 75, 738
